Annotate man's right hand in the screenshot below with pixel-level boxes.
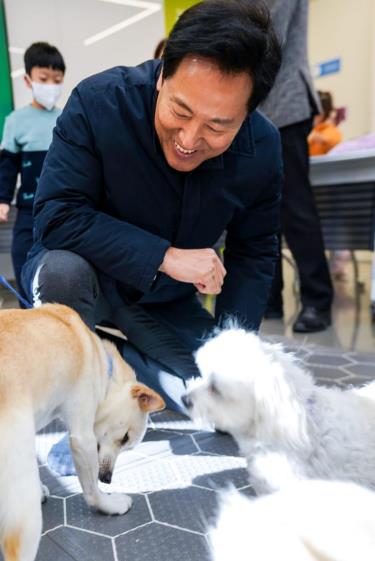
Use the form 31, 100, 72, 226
0, 203, 10, 222
159, 247, 226, 295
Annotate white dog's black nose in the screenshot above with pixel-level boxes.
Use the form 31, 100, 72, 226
181, 394, 192, 409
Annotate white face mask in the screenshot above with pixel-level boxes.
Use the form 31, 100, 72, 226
31, 81, 63, 111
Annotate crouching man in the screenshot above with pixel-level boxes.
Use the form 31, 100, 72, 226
22, 0, 283, 413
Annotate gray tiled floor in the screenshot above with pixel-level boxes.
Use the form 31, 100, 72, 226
1, 342, 372, 561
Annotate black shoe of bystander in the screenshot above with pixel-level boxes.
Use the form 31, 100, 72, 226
292, 306, 331, 333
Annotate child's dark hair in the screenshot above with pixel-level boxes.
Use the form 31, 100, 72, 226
162, 0, 281, 113
24, 42, 66, 76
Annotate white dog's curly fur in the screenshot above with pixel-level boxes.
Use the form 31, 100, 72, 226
210, 481, 375, 561
184, 327, 375, 494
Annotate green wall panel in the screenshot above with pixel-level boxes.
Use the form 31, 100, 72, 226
0, 0, 13, 138
163, 0, 200, 35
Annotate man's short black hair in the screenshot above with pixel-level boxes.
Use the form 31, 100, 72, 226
24, 42, 66, 76
162, 0, 281, 112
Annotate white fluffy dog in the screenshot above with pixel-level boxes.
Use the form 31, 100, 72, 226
210, 480, 375, 561
183, 327, 375, 494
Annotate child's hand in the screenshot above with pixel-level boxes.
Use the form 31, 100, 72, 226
0, 203, 10, 222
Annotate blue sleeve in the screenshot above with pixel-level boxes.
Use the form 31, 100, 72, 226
1, 112, 20, 153
0, 114, 21, 203
33, 87, 170, 293
215, 130, 283, 331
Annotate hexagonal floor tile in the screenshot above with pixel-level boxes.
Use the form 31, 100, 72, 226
148, 486, 218, 533
345, 351, 375, 364
193, 464, 249, 490
66, 493, 151, 536
108, 456, 180, 494
36, 527, 114, 561
341, 376, 374, 387
194, 432, 240, 456
304, 354, 350, 367
137, 430, 198, 457
282, 345, 311, 359
116, 522, 210, 561
164, 453, 247, 489
341, 364, 375, 379
308, 366, 347, 383
109, 448, 151, 472
42, 497, 65, 533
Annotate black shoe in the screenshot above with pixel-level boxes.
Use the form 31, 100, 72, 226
263, 307, 283, 320
292, 306, 331, 333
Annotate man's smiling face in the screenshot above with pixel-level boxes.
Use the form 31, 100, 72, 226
154, 56, 253, 172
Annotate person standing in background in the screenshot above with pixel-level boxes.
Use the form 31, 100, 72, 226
261, 0, 333, 333
0, 42, 65, 303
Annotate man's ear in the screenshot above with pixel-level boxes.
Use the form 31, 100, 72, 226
156, 70, 163, 92
131, 383, 165, 413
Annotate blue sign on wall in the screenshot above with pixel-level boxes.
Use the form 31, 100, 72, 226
315, 58, 341, 78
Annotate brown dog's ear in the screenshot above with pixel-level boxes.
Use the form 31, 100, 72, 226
131, 383, 165, 413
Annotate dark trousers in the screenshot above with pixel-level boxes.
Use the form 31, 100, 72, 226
267, 119, 333, 312
11, 209, 33, 305
21, 249, 216, 412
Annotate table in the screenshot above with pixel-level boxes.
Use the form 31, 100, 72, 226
310, 149, 375, 320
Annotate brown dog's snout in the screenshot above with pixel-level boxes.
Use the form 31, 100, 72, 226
99, 471, 113, 484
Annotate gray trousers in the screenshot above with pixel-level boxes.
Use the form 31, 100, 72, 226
22, 249, 216, 412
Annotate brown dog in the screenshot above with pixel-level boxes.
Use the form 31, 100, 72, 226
0, 304, 165, 561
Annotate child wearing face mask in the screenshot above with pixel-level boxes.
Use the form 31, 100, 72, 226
0, 42, 65, 303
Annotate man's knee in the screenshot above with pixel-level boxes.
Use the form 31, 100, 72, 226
34, 250, 99, 307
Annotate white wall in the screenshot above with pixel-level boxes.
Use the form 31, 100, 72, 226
4, 0, 164, 110
309, 0, 375, 140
